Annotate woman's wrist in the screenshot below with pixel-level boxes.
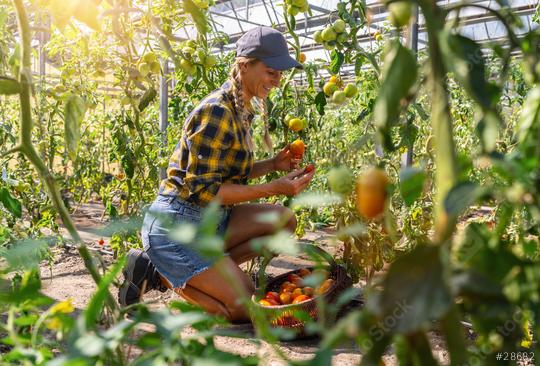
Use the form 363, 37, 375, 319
271, 156, 278, 172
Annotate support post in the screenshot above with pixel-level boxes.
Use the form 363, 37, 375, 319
159, 59, 169, 181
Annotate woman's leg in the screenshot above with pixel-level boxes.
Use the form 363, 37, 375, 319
224, 203, 297, 264
174, 256, 255, 322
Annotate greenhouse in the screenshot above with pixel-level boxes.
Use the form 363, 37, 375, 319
0, 0, 540, 364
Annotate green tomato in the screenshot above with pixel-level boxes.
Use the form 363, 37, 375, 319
344, 83, 358, 98
321, 26, 337, 42
323, 81, 337, 96
291, 0, 305, 8
333, 19, 346, 33
193, 0, 209, 9
121, 96, 131, 105
182, 46, 196, 57
313, 30, 324, 44
388, 1, 412, 28
287, 5, 300, 16
323, 41, 335, 51
203, 55, 217, 68
331, 90, 347, 104
150, 61, 161, 74
327, 166, 354, 195
142, 52, 157, 63
180, 59, 196, 75
138, 62, 151, 77
336, 32, 348, 43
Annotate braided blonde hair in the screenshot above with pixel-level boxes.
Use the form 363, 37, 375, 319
229, 57, 273, 152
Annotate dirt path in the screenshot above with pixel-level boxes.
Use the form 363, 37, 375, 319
39, 203, 450, 365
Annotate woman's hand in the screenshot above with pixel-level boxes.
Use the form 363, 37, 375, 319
271, 166, 316, 196
273, 144, 302, 172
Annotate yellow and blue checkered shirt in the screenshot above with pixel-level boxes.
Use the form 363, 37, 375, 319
159, 81, 254, 206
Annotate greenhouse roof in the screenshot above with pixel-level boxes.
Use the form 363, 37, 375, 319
206, 0, 538, 55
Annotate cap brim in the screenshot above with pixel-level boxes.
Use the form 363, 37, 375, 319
260, 54, 303, 71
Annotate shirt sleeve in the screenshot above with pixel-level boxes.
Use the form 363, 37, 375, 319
182, 103, 235, 205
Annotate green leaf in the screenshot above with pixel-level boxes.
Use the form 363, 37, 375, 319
291, 192, 342, 209
315, 91, 327, 116
374, 41, 417, 150
250, 231, 298, 256
476, 110, 500, 153
0, 76, 20, 95
74, 334, 107, 357
0, 187, 22, 218
444, 181, 488, 217
354, 55, 364, 76
64, 94, 87, 162
371, 245, 453, 333
84, 255, 126, 331
516, 85, 540, 144
439, 31, 500, 111
399, 167, 425, 206
329, 50, 344, 75
2, 239, 49, 270
182, 0, 208, 35
138, 87, 157, 112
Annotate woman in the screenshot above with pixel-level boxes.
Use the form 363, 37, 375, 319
118, 26, 315, 323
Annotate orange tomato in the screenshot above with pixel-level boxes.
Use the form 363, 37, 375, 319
316, 278, 335, 295
292, 288, 304, 299
298, 268, 311, 277
279, 292, 292, 305
290, 139, 305, 159
299, 52, 306, 63
303, 286, 314, 296
292, 295, 311, 304
266, 298, 280, 306
280, 281, 291, 290
283, 283, 297, 293
259, 299, 272, 306
355, 167, 389, 219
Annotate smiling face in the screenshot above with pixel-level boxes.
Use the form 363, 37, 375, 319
239, 60, 282, 101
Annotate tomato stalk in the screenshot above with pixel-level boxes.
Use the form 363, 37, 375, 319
417, 0, 458, 244
12, 0, 80, 243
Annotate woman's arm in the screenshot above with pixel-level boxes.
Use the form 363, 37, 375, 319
248, 158, 276, 179
216, 168, 315, 206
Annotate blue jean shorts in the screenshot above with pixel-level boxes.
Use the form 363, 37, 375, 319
141, 195, 231, 289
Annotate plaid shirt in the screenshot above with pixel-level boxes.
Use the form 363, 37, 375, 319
159, 82, 254, 206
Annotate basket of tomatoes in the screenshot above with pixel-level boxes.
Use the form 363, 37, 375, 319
251, 244, 352, 336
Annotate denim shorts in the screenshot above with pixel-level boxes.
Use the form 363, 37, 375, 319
141, 195, 231, 289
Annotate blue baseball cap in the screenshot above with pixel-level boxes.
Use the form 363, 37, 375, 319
236, 26, 303, 71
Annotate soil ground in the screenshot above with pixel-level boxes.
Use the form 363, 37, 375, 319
39, 202, 451, 365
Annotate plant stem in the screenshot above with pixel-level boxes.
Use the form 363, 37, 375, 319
12, 0, 81, 243
418, 0, 458, 244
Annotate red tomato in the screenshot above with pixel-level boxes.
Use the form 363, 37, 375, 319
304, 164, 315, 173
265, 292, 280, 303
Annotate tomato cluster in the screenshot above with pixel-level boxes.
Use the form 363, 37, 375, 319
258, 268, 335, 307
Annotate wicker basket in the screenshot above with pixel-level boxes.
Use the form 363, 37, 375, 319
250, 244, 353, 338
